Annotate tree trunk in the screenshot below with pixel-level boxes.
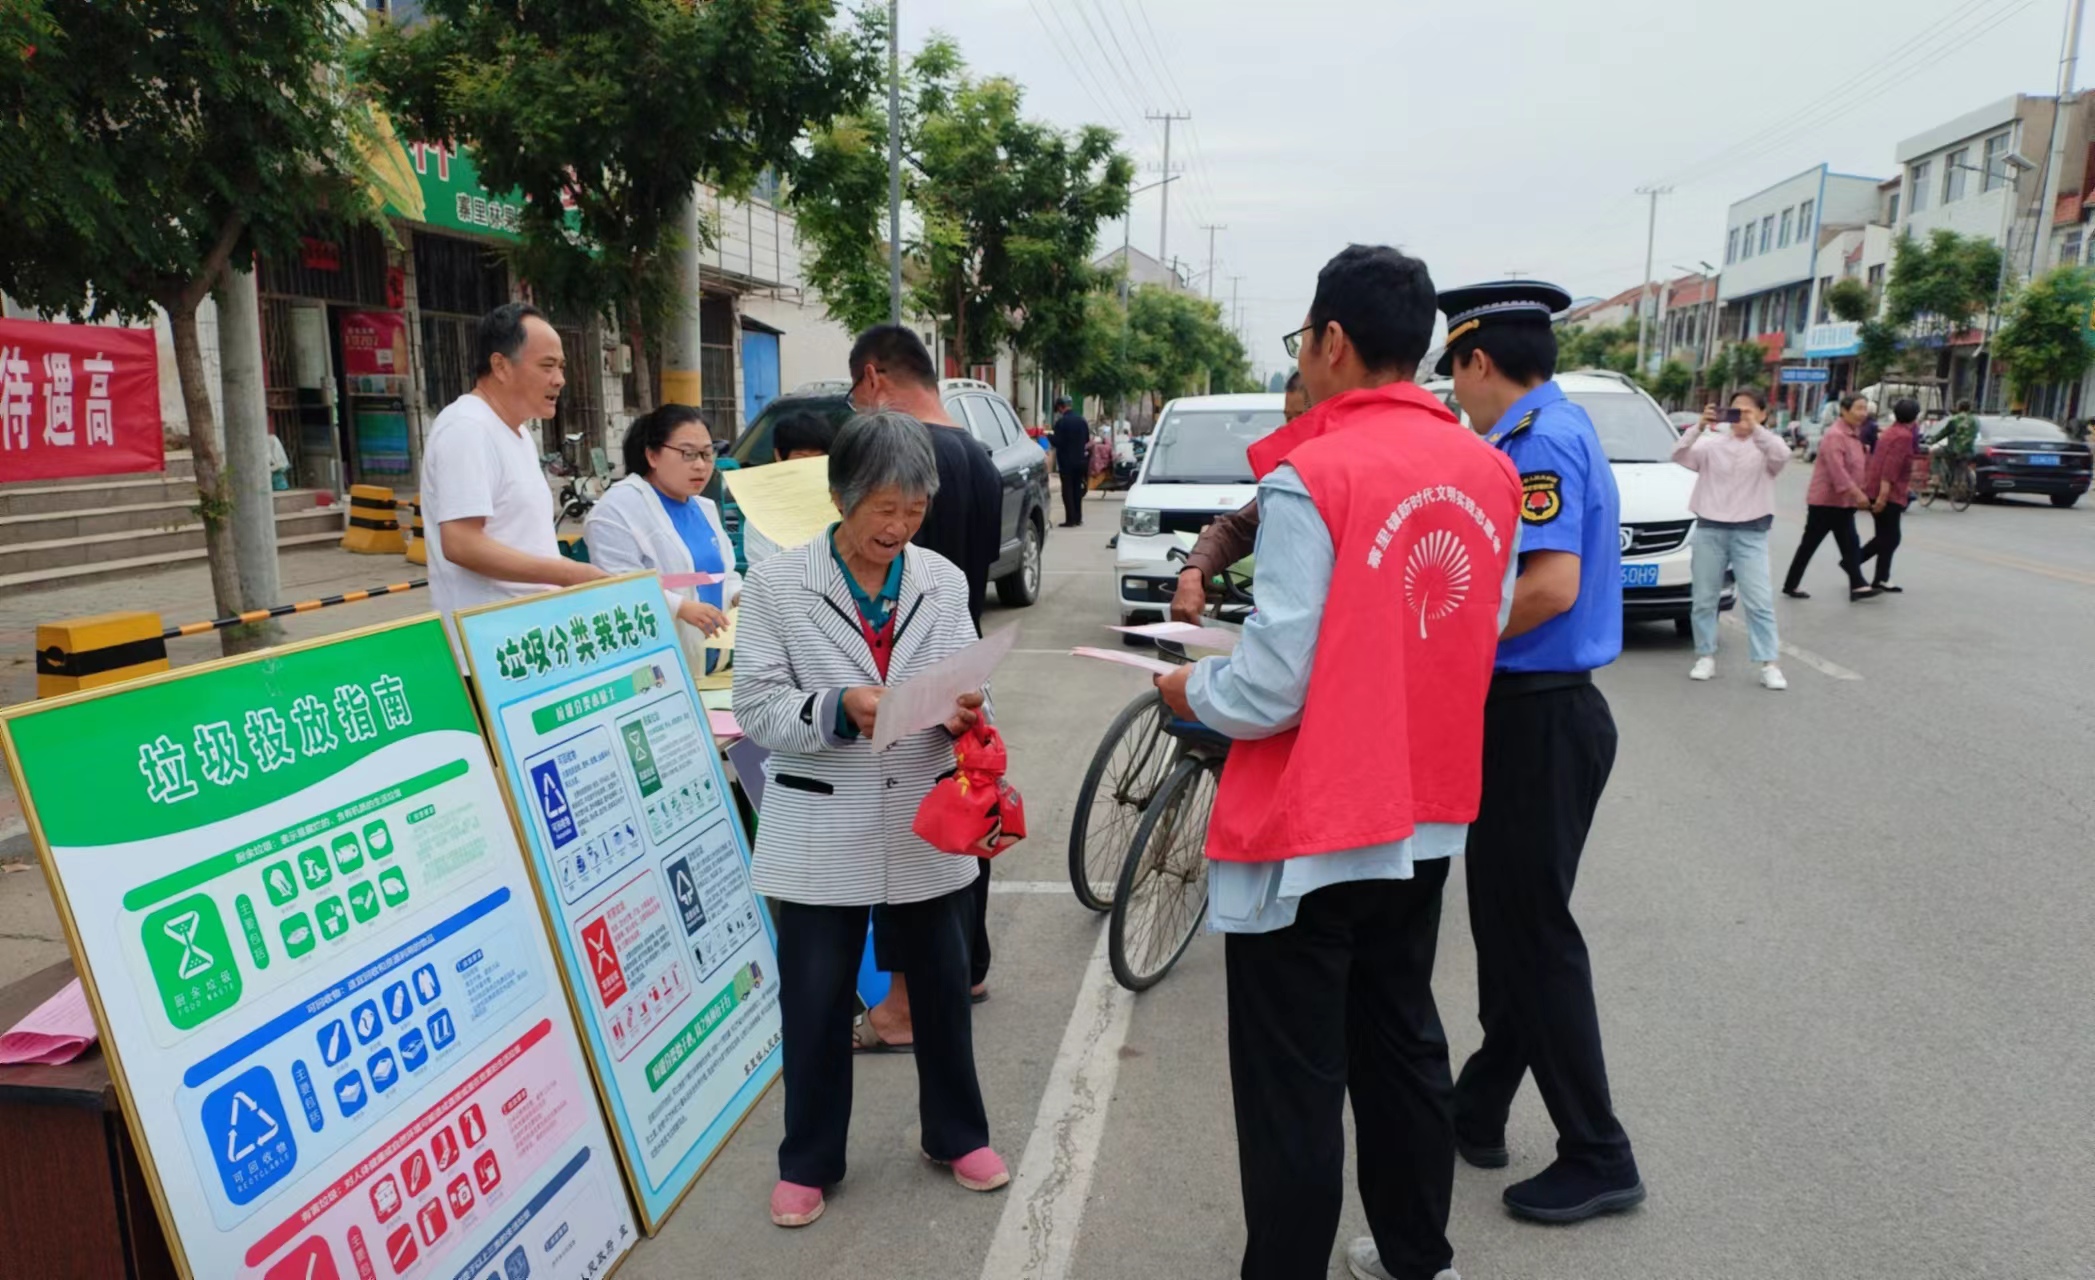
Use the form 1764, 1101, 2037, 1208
214, 264, 284, 654
627, 302, 655, 415
166, 300, 244, 655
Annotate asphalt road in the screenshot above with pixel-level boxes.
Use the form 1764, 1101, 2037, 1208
3, 470, 2090, 1278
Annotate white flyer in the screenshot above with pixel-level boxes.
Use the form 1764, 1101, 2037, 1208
870, 624, 1018, 752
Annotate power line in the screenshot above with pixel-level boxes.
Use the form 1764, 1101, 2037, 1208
1061, 0, 1155, 138
1082, 0, 1152, 110
1652, 0, 2034, 190
1026, 0, 1139, 137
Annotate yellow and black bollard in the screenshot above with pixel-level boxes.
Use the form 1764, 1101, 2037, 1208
35, 611, 170, 699
404, 500, 427, 566
341, 484, 406, 554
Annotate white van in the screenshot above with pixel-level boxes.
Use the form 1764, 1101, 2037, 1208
1114, 393, 1285, 625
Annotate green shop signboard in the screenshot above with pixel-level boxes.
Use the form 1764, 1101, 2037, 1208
368, 111, 580, 242
0, 616, 638, 1280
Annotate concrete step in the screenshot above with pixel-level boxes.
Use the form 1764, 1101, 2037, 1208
0, 489, 327, 547
4, 506, 345, 574
0, 450, 195, 496
0, 532, 346, 596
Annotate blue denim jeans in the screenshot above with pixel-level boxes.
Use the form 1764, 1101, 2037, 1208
1690, 523, 1779, 662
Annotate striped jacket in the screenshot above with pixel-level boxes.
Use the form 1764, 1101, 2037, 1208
732, 535, 986, 906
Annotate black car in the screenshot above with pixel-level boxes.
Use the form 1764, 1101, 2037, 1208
708, 379, 1051, 605
1969, 415, 2093, 507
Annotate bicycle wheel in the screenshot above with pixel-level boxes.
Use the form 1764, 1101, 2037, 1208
1108, 756, 1217, 991
1067, 691, 1175, 912
1921, 465, 1942, 508
1950, 462, 1975, 511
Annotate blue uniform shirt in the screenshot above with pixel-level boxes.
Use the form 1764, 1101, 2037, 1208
1488, 380, 1622, 674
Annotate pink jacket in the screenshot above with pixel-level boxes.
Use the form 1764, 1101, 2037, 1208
1671, 423, 1791, 523
1807, 420, 1869, 507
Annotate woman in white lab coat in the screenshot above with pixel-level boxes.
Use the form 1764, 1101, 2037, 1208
583, 404, 742, 673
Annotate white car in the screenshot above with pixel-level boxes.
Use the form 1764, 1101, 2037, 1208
1115, 393, 1286, 625
1421, 370, 1731, 632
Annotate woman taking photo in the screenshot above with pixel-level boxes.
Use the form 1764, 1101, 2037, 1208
583, 404, 738, 671
1671, 389, 1791, 689
733, 411, 1008, 1228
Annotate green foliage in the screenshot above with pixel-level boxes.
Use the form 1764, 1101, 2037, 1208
1555, 320, 1640, 375
1824, 277, 1875, 324
1856, 319, 1907, 387
1883, 228, 2003, 339
1712, 342, 1770, 393
357, 0, 878, 388
0, 0, 382, 629
0, 0, 376, 323
1649, 359, 1694, 407
1989, 266, 2095, 401
1066, 285, 1251, 406
792, 36, 1133, 373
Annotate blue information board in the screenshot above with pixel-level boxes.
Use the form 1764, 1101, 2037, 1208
458, 574, 783, 1233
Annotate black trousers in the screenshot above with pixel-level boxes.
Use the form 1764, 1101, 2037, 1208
1059, 465, 1087, 525
1856, 502, 1905, 585
872, 858, 991, 987
773, 888, 988, 1187
1783, 503, 1867, 592
1456, 684, 1634, 1174
1227, 862, 1455, 1280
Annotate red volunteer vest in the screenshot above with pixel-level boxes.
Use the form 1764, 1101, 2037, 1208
1205, 383, 1522, 863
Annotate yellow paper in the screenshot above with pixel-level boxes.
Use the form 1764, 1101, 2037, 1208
724, 456, 835, 552
692, 607, 736, 690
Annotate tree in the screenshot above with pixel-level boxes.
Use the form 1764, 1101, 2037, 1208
1883, 228, 2004, 381
1649, 359, 1694, 408
1989, 266, 2095, 404
793, 37, 1133, 378
357, 0, 878, 410
0, 0, 377, 653
1712, 342, 1770, 394
1065, 284, 1250, 409
1856, 319, 1908, 387
1555, 320, 1639, 375
1824, 276, 1876, 324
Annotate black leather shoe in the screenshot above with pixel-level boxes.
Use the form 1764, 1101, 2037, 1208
1503, 1159, 1646, 1224
1454, 1129, 1509, 1169
1849, 586, 1880, 601
1782, 588, 1810, 599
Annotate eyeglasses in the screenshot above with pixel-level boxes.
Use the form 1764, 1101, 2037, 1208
665, 444, 715, 464
1282, 324, 1318, 358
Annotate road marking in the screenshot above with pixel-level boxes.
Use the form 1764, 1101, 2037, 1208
1905, 538, 2095, 588
977, 920, 1134, 1280
1722, 615, 1862, 680
987, 880, 1069, 895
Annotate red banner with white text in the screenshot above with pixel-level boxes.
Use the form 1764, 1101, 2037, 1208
0, 317, 163, 482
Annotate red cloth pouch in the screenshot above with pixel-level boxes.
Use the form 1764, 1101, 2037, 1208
913, 723, 1027, 857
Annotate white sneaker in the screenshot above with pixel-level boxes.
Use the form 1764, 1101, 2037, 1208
1689, 656, 1716, 681
1344, 1237, 1458, 1280
1760, 665, 1788, 691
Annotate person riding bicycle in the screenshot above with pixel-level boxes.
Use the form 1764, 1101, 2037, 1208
1931, 400, 1979, 461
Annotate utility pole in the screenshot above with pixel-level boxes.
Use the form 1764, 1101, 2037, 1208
1634, 185, 1673, 376
1119, 176, 1177, 427
1201, 224, 1226, 300
2034, 0, 2086, 274
886, 0, 904, 324
1228, 275, 1242, 336
1147, 110, 1191, 266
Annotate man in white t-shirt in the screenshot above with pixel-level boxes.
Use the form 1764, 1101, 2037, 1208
420, 302, 604, 661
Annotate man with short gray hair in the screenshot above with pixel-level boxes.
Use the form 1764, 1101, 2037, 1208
420, 302, 604, 663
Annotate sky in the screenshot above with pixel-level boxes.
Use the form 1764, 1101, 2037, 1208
893, 0, 2094, 381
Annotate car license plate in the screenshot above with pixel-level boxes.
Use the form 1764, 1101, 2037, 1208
2028, 453, 2061, 466
1620, 563, 1660, 588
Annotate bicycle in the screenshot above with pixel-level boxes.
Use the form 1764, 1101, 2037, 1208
1107, 716, 1228, 990
1921, 448, 1976, 512
1065, 547, 1252, 913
